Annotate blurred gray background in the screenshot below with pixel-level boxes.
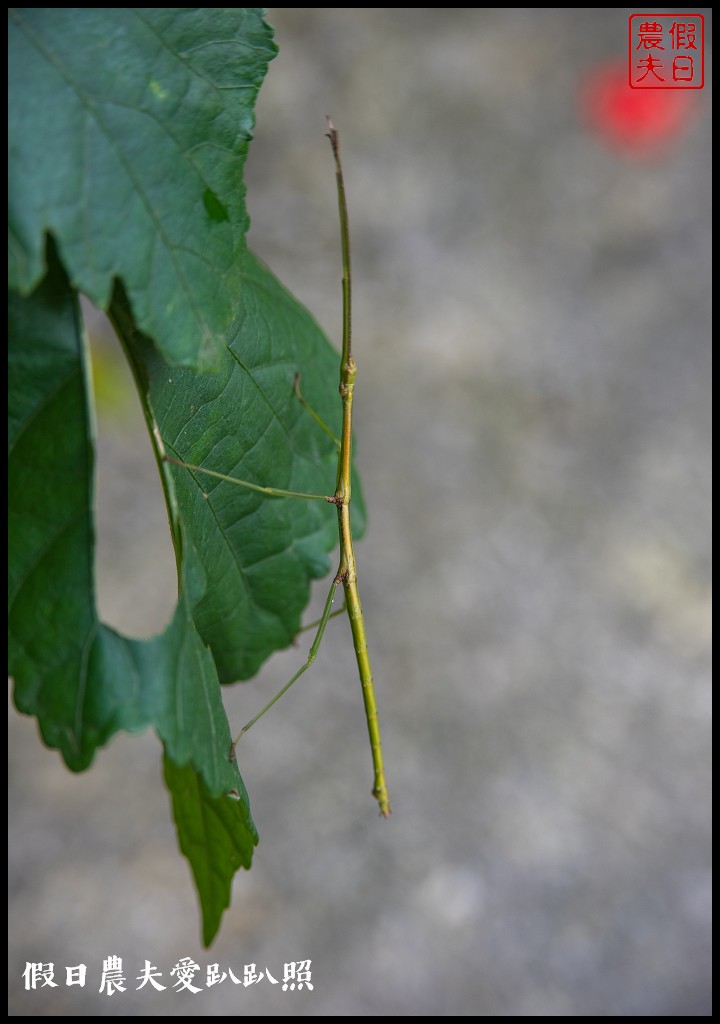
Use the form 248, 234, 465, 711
9, 9, 712, 1016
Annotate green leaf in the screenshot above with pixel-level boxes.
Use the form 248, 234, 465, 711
8, 7, 277, 369
8, 9, 365, 944
9, 243, 258, 942
8, 196, 362, 943
164, 754, 256, 947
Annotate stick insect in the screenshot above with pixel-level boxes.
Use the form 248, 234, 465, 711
164, 120, 390, 817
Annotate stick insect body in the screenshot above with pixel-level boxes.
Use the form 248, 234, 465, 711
164, 121, 390, 817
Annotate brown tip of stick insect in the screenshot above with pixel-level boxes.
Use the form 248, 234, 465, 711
325, 115, 339, 155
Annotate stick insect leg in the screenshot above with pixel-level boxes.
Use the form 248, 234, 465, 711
230, 574, 341, 759
293, 372, 341, 448
163, 370, 341, 502
293, 600, 346, 639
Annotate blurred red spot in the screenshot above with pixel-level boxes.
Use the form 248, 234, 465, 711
580, 61, 694, 157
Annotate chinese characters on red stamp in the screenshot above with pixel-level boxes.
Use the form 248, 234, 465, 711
629, 15, 705, 89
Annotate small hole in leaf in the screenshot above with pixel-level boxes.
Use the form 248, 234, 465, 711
82, 298, 177, 638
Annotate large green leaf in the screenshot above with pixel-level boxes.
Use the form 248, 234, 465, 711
8, 248, 258, 942
8, 241, 359, 943
8, 8, 365, 945
8, 8, 277, 369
